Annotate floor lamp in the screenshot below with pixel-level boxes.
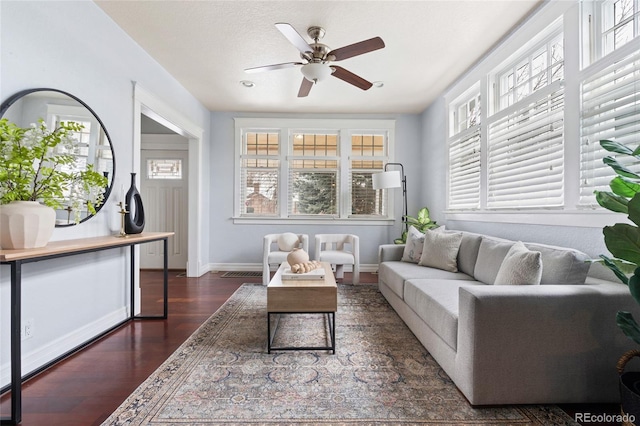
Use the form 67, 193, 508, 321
372, 163, 408, 235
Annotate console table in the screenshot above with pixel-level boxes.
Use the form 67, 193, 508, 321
0, 231, 174, 425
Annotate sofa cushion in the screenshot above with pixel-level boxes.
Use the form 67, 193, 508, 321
379, 261, 474, 300
404, 279, 484, 351
419, 231, 463, 272
457, 233, 483, 278
524, 242, 590, 284
494, 241, 543, 285
474, 237, 515, 285
401, 226, 425, 263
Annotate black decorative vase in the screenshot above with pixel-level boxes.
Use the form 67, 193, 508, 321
124, 172, 145, 234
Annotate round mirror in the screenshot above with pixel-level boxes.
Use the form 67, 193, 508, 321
0, 88, 115, 226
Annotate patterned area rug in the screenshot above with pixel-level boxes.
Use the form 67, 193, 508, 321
103, 284, 577, 425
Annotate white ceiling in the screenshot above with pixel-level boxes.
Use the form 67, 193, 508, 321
95, 0, 541, 114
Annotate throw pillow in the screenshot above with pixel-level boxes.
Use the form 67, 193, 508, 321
401, 226, 425, 263
418, 231, 463, 272
473, 238, 514, 285
494, 241, 543, 285
277, 233, 299, 251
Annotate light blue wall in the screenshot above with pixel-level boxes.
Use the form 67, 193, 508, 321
0, 0, 210, 385
209, 112, 423, 268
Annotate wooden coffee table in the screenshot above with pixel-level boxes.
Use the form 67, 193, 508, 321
267, 261, 337, 354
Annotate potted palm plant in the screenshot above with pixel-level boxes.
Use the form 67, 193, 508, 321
0, 117, 108, 249
594, 139, 640, 422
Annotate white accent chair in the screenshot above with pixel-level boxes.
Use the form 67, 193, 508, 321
314, 234, 360, 285
262, 234, 309, 286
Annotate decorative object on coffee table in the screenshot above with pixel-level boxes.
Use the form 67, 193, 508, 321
263, 233, 309, 285
286, 247, 309, 265
124, 172, 145, 234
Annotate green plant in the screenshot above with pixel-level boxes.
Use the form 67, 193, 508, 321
394, 206, 438, 244
0, 117, 107, 222
594, 139, 640, 345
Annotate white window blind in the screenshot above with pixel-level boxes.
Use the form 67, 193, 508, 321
487, 82, 565, 208
448, 125, 481, 209
580, 47, 640, 206
350, 133, 386, 216
239, 132, 279, 216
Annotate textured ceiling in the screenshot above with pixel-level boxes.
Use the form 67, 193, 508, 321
96, 0, 541, 114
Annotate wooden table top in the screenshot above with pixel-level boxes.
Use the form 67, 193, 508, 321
0, 232, 174, 262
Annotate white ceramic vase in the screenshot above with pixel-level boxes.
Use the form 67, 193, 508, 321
0, 201, 56, 249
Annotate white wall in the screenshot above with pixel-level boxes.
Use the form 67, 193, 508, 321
208, 112, 423, 270
0, 0, 210, 386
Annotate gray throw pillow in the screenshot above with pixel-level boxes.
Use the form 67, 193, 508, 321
418, 231, 463, 272
474, 237, 514, 285
494, 241, 543, 285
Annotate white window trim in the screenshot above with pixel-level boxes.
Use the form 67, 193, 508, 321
233, 117, 396, 225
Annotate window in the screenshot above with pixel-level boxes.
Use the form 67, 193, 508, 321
240, 132, 279, 216
601, 0, 640, 57
486, 28, 565, 209
580, 45, 640, 206
289, 133, 339, 216
235, 118, 395, 223
351, 134, 386, 216
448, 90, 481, 210
147, 159, 182, 180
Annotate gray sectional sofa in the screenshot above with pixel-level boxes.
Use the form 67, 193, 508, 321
377, 229, 640, 405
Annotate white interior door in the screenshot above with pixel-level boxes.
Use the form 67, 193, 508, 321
140, 149, 189, 269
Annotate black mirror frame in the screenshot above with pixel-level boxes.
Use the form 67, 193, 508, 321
0, 88, 116, 227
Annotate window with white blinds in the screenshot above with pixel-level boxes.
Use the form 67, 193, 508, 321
288, 133, 339, 216
239, 132, 279, 216
487, 82, 565, 208
485, 27, 565, 210
448, 91, 481, 210
350, 134, 386, 216
580, 46, 640, 206
235, 118, 395, 222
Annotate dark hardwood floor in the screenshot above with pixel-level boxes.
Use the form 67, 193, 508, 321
0, 270, 620, 425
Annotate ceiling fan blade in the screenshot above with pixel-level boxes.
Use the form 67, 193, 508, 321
244, 62, 303, 73
328, 37, 385, 61
298, 77, 313, 97
275, 23, 313, 55
331, 66, 373, 90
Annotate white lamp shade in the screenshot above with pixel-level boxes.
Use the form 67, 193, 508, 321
301, 63, 333, 82
372, 170, 402, 190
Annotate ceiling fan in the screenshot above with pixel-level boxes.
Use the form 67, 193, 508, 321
245, 23, 385, 97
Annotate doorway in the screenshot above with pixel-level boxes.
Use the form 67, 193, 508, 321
140, 114, 189, 269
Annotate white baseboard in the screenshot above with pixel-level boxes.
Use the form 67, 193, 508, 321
0, 307, 128, 388
206, 263, 379, 273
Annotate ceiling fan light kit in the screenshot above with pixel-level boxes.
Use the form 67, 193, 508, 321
301, 63, 333, 83
244, 23, 385, 97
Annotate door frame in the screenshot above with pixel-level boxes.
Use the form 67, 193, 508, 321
132, 83, 204, 278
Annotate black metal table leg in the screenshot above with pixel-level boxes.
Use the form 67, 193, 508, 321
1, 261, 22, 425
